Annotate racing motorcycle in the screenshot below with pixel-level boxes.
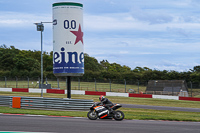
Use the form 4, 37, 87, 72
87, 102, 125, 121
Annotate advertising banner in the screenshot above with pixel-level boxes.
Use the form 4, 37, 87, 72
53, 2, 84, 77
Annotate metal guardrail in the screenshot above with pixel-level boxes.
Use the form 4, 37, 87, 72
20, 97, 93, 110
0, 96, 93, 110
0, 96, 12, 106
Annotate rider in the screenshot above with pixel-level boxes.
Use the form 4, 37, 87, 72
99, 95, 114, 114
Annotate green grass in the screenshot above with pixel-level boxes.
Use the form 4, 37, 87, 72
0, 106, 87, 117
123, 108, 200, 122
0, 106, 199, 122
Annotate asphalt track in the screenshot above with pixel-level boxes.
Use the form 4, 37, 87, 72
121, 104, 200, 112
0, 114, 199, 133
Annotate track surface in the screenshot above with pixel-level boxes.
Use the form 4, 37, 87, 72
0, 114, 199, 133
121, 104, 200, 112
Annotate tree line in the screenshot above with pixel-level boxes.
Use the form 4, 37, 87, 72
0, 45, 200, 83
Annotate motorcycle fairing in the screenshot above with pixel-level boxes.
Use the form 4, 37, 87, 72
112, 104, 122, 110
94, 106, 108, 117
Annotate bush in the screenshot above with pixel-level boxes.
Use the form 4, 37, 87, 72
29, 70, 41, 78
0, 70, 11, 78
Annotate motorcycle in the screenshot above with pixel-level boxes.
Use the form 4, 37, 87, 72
87, 102, 125, 121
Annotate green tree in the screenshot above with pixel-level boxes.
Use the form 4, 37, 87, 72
84, 53, 102, 71
0, 45, 20, 70
100, 60, 110, 70
13, 54, 40, 71
190, 66, 200, 73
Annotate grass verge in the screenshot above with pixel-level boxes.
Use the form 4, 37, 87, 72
0, 106, 199, 122
123, 108, 200, 122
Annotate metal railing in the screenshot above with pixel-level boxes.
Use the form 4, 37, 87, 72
1, 77, 200, 97
0, 77, 145, 93
0, 96, 12, 106
0, 96, 93, 111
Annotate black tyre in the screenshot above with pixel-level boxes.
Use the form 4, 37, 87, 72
87, 110, 98, 120
113, 110, 124, 121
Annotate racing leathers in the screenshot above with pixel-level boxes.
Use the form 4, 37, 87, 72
100, 98, 114, 114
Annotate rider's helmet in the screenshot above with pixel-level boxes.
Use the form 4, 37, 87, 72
99, 95, 105, 101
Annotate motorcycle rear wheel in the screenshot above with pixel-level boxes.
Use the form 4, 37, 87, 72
87, 110, 98, 120
113, 110, 124, 121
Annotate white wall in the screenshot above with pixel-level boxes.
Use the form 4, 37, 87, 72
106, 92, 128, 97
0, 88, 12, 92
152, 95, 179, 100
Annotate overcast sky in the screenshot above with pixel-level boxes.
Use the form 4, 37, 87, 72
0, 0, 200, 72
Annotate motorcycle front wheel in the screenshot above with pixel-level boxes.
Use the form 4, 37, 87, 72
87, 110, 98, 120
113, 110, 124, 121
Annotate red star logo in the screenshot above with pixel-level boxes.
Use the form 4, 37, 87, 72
70, 24, 84, 45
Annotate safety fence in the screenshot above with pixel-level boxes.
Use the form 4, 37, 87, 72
0, 77, 145, 94
0, 95, 93, 110
1, 77, 200, 97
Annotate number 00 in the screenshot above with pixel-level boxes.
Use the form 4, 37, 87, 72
64, 20, 76, 29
